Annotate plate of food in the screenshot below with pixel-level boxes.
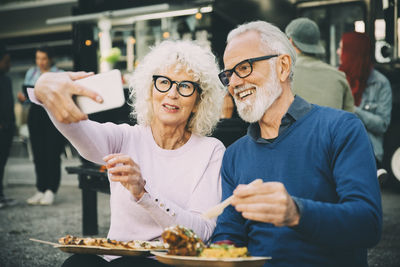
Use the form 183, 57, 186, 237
30, 235, 168, 256
152, 252, 271, 267
152, 225, 271, 267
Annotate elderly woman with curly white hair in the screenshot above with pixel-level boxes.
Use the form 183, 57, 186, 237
30, 40, 226, 267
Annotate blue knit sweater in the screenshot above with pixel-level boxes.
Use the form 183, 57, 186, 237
212, 105, 382, 267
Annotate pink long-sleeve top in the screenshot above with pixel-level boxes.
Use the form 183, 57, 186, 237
29, 91, 225, 256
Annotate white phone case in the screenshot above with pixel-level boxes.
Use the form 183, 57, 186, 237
75, 69, 125, 114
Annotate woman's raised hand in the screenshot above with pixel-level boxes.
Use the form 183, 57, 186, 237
34, 71, 103, 123
103, 153, 147, 200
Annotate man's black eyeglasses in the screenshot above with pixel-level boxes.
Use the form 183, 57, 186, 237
152, 75, 202, 97
218, 55, 279, 86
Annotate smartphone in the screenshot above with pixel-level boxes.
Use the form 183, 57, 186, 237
74, 69, 125, 114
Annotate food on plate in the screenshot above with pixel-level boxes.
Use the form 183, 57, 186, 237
161, 226, 249, 258
200, 243, 248, 258
58, 235, 167, 250
161, 225, 205, 256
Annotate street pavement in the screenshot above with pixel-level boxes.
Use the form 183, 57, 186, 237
0, 156, 399, 267
0, 156, 111, 267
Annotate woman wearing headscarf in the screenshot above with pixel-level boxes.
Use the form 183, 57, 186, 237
29, 40, 225, 267
337, 32, 392, 169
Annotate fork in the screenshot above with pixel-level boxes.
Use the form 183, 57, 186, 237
202, 195, 234, 219
201, 179, 263, 219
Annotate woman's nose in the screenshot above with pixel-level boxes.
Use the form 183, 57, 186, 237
167, 83, 179, 98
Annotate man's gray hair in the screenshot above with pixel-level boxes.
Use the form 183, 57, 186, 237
227, 20, 297, 81
129, 40, 225, 136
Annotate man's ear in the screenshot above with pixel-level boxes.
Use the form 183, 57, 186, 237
276, 54, 291, 83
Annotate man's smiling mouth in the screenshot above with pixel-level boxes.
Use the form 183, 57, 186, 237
237, 89, 255, 99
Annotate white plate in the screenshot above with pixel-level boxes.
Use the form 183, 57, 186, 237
151, 251, 271, 267
391, 147, 400, 181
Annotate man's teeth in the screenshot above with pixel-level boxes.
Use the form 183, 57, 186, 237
164, 104, 178, 110
238, 89, 255, 99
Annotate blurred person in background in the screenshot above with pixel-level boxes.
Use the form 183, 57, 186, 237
285, 17, 354, 112
30, 40, 225, 267
221, 92, 235, 119
0, 43, 17, 208
213, 92, 249, 148
337, 32, 392, 172
22, 46, 65, 205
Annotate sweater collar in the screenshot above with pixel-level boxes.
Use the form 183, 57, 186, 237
248, 96, 312, 143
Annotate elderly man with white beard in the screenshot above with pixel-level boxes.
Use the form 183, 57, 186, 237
211, 21, 382, 267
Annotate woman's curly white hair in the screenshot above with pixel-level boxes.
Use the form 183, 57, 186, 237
129, 40, 225, 136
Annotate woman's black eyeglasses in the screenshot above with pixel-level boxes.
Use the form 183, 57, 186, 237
152, 75, 201, 97
218, 55, 279, 86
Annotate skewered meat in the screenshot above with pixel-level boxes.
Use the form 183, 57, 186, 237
161, 225, 205, 256
58, 235, 166, 249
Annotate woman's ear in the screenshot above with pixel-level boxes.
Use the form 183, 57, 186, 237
192, 102, 198, 113
276, 54, 291, 83
191, 93, 202, 114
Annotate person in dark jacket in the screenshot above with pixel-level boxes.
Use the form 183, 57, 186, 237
0, 43, 17, 208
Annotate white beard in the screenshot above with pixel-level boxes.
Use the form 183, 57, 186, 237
233, 70, 282, 123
